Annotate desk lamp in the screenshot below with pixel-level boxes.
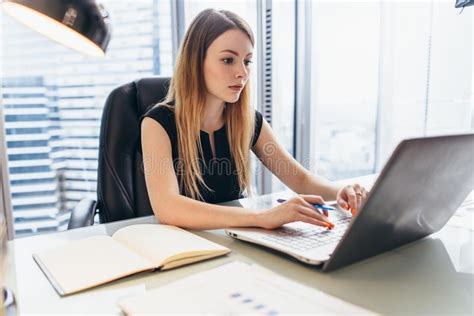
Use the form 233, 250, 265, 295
1, 0, 111, 56
455, 0, 474, 13
455, 0, 474, 8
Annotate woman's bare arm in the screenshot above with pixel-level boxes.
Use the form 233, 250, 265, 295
252, 120, 340, 200
252, 119, 367, 211
141, 117, 262, 230
142, 117, 333, 229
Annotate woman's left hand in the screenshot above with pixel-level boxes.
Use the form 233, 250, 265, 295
336, 183, 368, 216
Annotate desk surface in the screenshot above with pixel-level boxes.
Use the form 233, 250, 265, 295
5, 175, 474, 314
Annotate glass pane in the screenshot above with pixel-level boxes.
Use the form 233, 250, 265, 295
309, 2, 380, 180
308, 1, 472, 180
376, 2, 472, 166
1, 0, 173, 237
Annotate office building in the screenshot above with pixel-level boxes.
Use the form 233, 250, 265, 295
1, 0, 172, 236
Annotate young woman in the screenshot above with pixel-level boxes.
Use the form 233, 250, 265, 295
141, 9, 367, 230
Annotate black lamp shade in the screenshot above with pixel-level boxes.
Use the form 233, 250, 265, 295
455, 0, 474, 8
1, 0, 111, 57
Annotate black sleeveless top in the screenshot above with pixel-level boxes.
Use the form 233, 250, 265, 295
142, 105, 263, 203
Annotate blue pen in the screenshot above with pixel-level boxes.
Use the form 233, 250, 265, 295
276, 198, 336, 211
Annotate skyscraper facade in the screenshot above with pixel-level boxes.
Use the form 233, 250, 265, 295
1, 0, 173, 237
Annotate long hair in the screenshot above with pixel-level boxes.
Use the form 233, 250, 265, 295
160, 9, 255, 201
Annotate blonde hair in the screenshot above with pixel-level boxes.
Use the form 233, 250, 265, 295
160, 9, 255, 201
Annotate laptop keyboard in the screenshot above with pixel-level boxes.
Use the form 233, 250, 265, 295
260, 216, 351, 251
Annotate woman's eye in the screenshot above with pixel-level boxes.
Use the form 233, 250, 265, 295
223, 58, 253, 66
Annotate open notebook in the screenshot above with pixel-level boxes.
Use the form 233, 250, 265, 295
33, 224, 230, 296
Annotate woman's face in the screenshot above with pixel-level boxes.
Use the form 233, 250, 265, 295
203, 29, 253, 104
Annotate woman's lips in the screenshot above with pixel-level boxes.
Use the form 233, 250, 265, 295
229, 85, 243, 92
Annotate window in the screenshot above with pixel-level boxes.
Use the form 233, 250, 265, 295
1, 0, 173, 237
375, 2, 473, 167
309, 1, 379, 180
307, 1, 472, 180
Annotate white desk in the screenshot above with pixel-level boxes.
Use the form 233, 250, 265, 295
4, 176, 474, 314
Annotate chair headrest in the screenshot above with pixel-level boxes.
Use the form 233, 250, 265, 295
135, 77, 171, 115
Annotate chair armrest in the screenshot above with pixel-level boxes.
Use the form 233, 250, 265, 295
67, 199, 98, 230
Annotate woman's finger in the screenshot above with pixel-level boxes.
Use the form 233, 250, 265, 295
337, 197, 350, 210
298, 196, 327, 215
353, 183, 362, 192
345, 185, 357, 211
362, 187, 368, 200
356, 192, 362, 210
299, 194, 330, 216
296, 205, 333, 226
299, 194, 326, 205
297, 213, 334, 229
356, 185, 368, 209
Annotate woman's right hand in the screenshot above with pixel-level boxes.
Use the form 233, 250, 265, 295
255, 195, 334, 230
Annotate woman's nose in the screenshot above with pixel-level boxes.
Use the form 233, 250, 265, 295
235, 63, 248, 79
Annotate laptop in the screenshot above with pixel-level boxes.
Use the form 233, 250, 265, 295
226, 134, 474, 271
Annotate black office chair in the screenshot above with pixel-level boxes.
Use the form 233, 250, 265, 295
67, 77, 171, 229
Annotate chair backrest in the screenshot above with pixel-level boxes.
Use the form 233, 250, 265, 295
97, 77, 171, 223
